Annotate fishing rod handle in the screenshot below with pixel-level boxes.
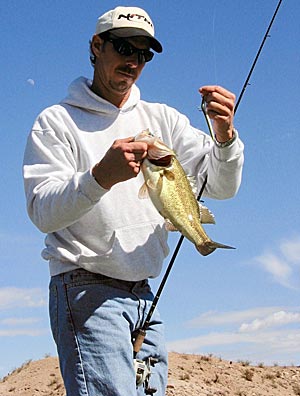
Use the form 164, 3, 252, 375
133, 329, 146, 354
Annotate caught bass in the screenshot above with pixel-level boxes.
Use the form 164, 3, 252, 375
135, 130, 234, 256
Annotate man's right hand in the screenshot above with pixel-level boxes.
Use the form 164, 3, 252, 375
92, 137, 148, 189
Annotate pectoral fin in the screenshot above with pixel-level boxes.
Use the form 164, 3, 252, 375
146, 179, 157, 190
138, 183, 149, 199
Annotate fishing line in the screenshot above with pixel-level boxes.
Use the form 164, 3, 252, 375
133, 0, 283, 357
212, 1, 218, 84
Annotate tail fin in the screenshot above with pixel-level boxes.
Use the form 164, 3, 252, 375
196, 241, 235, 256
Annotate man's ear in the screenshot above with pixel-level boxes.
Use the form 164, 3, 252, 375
91, 34, 104, 57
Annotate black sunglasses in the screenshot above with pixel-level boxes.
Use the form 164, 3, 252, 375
106, 36, 154, 64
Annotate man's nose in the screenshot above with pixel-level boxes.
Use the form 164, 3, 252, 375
125, 53, 142, 67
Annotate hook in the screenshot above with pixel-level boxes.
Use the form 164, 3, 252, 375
199, 97, 216, 142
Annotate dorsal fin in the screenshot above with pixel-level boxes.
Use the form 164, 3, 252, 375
199, 203, 215, 224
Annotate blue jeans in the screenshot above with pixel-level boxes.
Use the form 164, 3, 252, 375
49, 269, 168, 396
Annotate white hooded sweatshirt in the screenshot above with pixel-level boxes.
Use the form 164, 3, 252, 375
23, 77, 244, 281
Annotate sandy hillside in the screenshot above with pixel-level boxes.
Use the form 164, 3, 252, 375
0, 352, 300, 396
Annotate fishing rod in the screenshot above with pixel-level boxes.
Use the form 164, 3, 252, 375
133, 0, 283, 391
234, 0, 283, 113
133, 179, 208, 358
201, 0, 283, 140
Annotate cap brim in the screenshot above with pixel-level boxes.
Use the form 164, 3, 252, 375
110, 28, 163, 53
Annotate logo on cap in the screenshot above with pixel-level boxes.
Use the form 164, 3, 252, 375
118, 13, 153, 28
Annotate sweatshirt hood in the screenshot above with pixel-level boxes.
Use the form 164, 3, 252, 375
61, 76, 141, 114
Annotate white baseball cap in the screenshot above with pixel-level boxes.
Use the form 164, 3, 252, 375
95, 6, 163, 53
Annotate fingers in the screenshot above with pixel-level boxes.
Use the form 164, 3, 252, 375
199, 85, 235, 141
92, 137, 148, 189
122, 140, 148, 177
113, 137, 148, 163
200, 86, 235, 115
200, 85, 235, 100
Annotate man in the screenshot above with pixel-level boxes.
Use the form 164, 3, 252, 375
23, 6, 244, 396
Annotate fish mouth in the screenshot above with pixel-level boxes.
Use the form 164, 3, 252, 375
148, 155, 173, 166
135, 129, 175, 161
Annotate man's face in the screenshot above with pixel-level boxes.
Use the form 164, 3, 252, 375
92, 35, 151, 102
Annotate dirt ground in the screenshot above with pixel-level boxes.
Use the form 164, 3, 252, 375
0, 352, 300, 396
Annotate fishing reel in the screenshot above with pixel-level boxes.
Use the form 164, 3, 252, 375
134, 357, 158, 395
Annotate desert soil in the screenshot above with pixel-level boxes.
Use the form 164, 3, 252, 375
0, 352, 299, 396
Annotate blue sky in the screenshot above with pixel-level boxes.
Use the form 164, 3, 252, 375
1, 0, 299, 377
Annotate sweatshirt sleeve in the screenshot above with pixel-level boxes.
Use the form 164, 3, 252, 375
170, 111, 244, 200
23, 114, 108, 233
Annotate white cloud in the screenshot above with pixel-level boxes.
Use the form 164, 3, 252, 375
0, 315, 47, 338
239, 310, 300, 332
255, 253, 292, 287
280, 236, 300, 264
0, 317, 41, 326
167, 328, 300, 365
0, 328, 46, 337
0, 287, 47, 310
168, 331, 242, 351
254, 235, 300, 289
169, 306, 300, 364
186, 306, 285, 328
